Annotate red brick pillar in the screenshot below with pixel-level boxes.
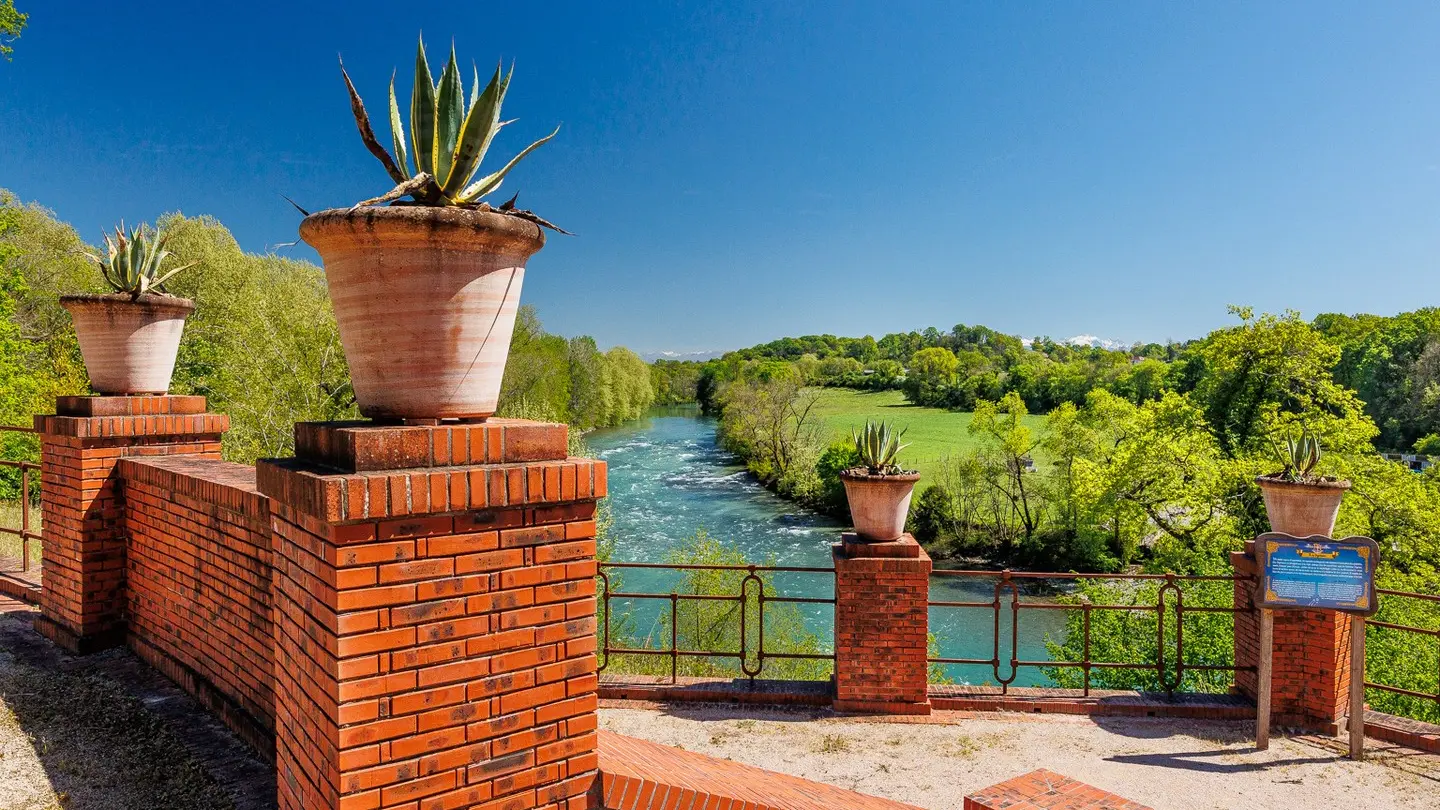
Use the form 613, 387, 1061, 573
832, 532, 932, 715
1232, 543, 1353, 733
34, 395, 228, 653
257, 419, 604, 810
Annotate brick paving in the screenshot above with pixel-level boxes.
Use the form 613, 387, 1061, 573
963, 769, 1151, 810
598, 729, 924, 809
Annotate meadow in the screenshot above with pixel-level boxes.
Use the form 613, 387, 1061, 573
807, 388, 1048, 485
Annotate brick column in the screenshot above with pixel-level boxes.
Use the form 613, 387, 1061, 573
832, 532, 932, 715
257, 419, 604, 810
1232, 543, 1354, 733
34, 395, 228, 653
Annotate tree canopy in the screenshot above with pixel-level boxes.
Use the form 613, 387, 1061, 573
0, 1, 25, 61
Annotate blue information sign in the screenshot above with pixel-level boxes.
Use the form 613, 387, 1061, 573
1257, 533, 1379, 616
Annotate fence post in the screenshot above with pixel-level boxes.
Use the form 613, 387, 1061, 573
1232, 541, 1353, 733
257, 420, 604, 810
832, 532, 932, 714
33, 395, 227, 653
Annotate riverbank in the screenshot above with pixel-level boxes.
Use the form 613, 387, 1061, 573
586, 408, 1066, 687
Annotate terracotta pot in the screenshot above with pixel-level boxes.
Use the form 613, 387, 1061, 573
60, 294, 194, 395
300, 206, 545, 420
840, 469, 921, 542
1255, 475, 1351, 537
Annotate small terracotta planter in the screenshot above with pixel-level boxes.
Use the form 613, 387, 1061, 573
1255, 475, 1351, 537
300, 206, 545, 420
60, 293, 194, 395
840, 469, 921, 542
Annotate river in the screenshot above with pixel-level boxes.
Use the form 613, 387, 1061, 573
586, 406, 1066, 686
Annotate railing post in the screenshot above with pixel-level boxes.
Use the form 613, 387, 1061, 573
1232, 540, 1353, 733
257, 420, 604, 810
33, 395, 227, 653
831, 532, 932, 715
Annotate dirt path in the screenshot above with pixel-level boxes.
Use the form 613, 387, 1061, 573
598, 703, 1440, 810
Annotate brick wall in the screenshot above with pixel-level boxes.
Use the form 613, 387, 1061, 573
120, 455, 275, 753
258, 420, 605, 810
38, 404, 610, 810
832, 533, 932, 714
35, 395, 227, 652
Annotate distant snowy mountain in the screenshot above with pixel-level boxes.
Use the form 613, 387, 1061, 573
640, 349, 728, 363
1063, 334, 1131, 351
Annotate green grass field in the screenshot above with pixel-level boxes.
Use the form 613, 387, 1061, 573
808, 388, 1048, 485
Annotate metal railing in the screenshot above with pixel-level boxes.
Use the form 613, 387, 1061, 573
1366, 587, 1440, 723
0, 424, 40, 574
597, 562, 835, 682
928, 569, 1251, 696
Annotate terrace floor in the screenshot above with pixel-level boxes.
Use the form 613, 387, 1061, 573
1, 598, 1437, 810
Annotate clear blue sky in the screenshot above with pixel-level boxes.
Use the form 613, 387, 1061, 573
2, 2, 1437, 354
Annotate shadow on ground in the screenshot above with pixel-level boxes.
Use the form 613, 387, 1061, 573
0, 605, 275, 810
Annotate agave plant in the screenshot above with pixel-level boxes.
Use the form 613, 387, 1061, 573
340, 36, 562, 228
1274, 427, 1322, 482
852, 420, 911, 475
83, 222, 196, 300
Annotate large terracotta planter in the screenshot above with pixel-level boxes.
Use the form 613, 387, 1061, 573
60, 293, 194, 395
1255, 475, 1351, 537
840, 469, 921, 542
300, 206, 545, 420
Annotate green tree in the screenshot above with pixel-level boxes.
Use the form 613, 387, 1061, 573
604, 346, 655, 424
649, 359, 702, 404
1189, 307, 1375, 458
968, 392, 1045, 554
0, 1, 26, 61
903, 346, 958, 406
498, 306, 571, 419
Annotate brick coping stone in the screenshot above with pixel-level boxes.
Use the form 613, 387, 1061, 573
293, 418, 568, 472
963, 768, 1152, 810
55, 394, 208, 416
598, 729, 923, 809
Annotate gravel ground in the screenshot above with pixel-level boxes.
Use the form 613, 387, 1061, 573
0, 603, 269, 810
599, 703, 1440, 810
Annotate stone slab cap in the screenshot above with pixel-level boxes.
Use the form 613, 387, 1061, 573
963, 768, 1153, 810
294, 418, 568, 472
838, 531, 922, 558
55, 395, 208, 417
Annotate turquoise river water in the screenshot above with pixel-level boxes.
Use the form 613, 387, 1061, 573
586, 407, 1066, 686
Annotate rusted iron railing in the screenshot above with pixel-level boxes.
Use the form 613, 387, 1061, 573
597, 561, 835, 682
1366, 587, 1440, 723
0, 424, 40, 574
928, 569, 1251, 697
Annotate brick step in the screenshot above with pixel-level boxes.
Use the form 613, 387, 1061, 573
598, 730, 923, 810
964, 769, 1151, 810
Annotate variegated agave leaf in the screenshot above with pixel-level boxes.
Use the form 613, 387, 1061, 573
84, 222, 197, 300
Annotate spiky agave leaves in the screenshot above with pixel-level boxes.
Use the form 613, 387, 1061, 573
1284, 428, 1322, 480
341, 36, 559, 215
82, 222, 197, 301
852, 420, 911, 475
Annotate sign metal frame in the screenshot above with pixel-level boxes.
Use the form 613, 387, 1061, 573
1256, 533, 1380, 617
1251, 532, 1379, 761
